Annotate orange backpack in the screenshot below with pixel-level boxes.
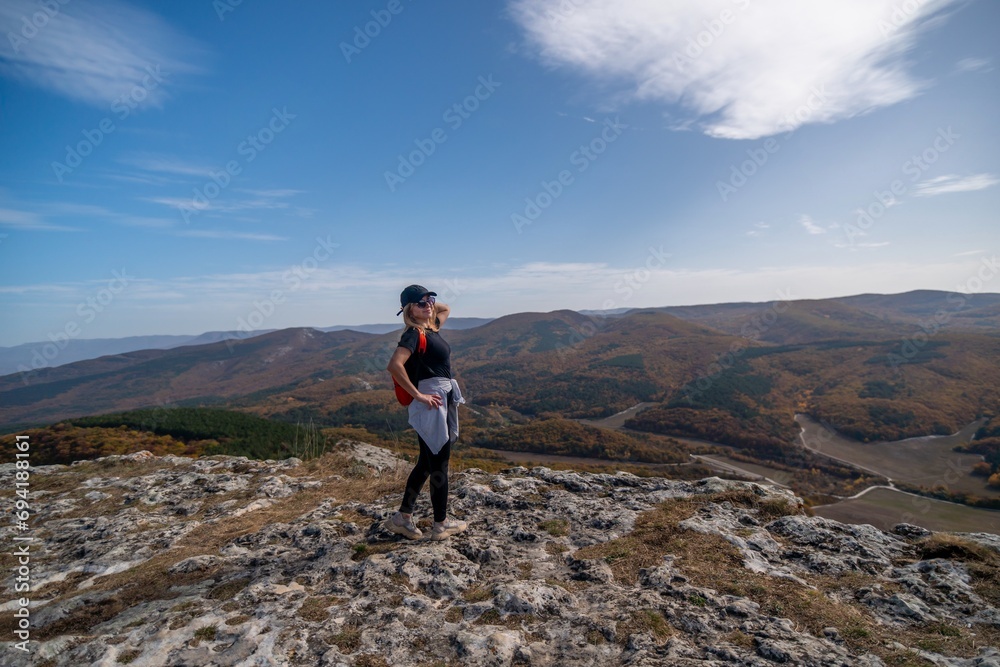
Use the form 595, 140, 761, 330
393, 328, 426, 405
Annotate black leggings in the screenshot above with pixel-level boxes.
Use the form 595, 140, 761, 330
399, 436, 452, 523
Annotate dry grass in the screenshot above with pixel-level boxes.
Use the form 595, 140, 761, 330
917, 534, 1000, 605
462, 585, 494, 603
473, 609, 537, 628
116, 648, 142, 664
617, 609, 673, 645
327, 624, 362, 652
207, 576, 250, 601
31, 450, 410, 641
355, 655, 391, 667
572, 491, 997, 664
538, 519, 570, 537
298, 596, 339, 622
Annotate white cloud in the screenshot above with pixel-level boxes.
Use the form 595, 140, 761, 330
952, 249, 986, 257
955, 57, 992, 74
176, 230, 288, 242
800, 215, 826, 235
0, 207, 81, 231
0, 0, 203, 107
118, 154, 215, 177
913, 173, 999, 197
4, 256, 995, 344
510, 0, 962, 139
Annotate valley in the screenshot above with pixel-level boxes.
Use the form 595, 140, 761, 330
2, 289, 999, 535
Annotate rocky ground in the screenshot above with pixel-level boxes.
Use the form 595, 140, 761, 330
1, 441, 999, 666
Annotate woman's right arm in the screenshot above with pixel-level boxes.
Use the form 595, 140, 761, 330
387, 347, 442, 409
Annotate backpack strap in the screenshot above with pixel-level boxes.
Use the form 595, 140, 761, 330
417, 328, 426, 355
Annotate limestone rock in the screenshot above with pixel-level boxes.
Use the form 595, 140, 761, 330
1, 446, 996, 667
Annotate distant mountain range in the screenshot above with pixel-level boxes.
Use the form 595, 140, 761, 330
2, 290, 998, 441
0, 318, 494, 377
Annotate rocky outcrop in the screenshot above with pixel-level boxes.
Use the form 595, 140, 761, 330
2, 443, 998, 666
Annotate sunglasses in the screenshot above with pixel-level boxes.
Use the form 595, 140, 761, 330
413, 297, 435, 308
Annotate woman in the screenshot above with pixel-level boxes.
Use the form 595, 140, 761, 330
385, 284, 467, 541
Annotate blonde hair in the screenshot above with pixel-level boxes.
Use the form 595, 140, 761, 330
401, 303, 439, 333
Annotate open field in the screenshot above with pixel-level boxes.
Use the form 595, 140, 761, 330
813, 486, 1000, 534
796, 414, 997, 498
693, 455, 793, 487
484, 448, 687, 473
577, 402, 659, 430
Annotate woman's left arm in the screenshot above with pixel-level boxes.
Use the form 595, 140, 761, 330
434, 302, 450, 328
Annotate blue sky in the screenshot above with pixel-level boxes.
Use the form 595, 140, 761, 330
1, 0, 997, 348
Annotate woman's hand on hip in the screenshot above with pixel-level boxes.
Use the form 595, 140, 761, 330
416, 392, 443, 409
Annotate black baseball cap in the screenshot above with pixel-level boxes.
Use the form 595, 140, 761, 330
396, 284, 437, 315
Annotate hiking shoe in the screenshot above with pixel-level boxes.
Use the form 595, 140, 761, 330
431, 518, 468, 541
386, 512, 422, 540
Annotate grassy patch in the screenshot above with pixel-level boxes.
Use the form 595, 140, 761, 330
31, 453, 405, 642
569, 492, 996, 664
618, 609, 673, 645
462, 585, 494, 603
117, 649, 142, 664
545, 542, 570, 555
192, 625, 217, 645
298, 596, 339, 622
328, 625, 362, 652
538, 518, 570, 536
355, 655, 391, 667
725, 631, 755, 651
208, 577, 250, 601
473, 609, 536, 628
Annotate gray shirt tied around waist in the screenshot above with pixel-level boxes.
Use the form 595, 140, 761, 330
407, 377, 465, 454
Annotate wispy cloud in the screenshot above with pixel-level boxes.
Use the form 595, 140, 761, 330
0, 0, 203, 107
952, 249, 987, 257
175, 230, 288, 242
118, 154, 215, 178
0, 207, 82, 232
144, 190, 300, 217
510, 0, 963, 139
746, 221, 769, 237
913, 173, 999, 197
800, 215, 827, 235
954, 57, 992, 74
